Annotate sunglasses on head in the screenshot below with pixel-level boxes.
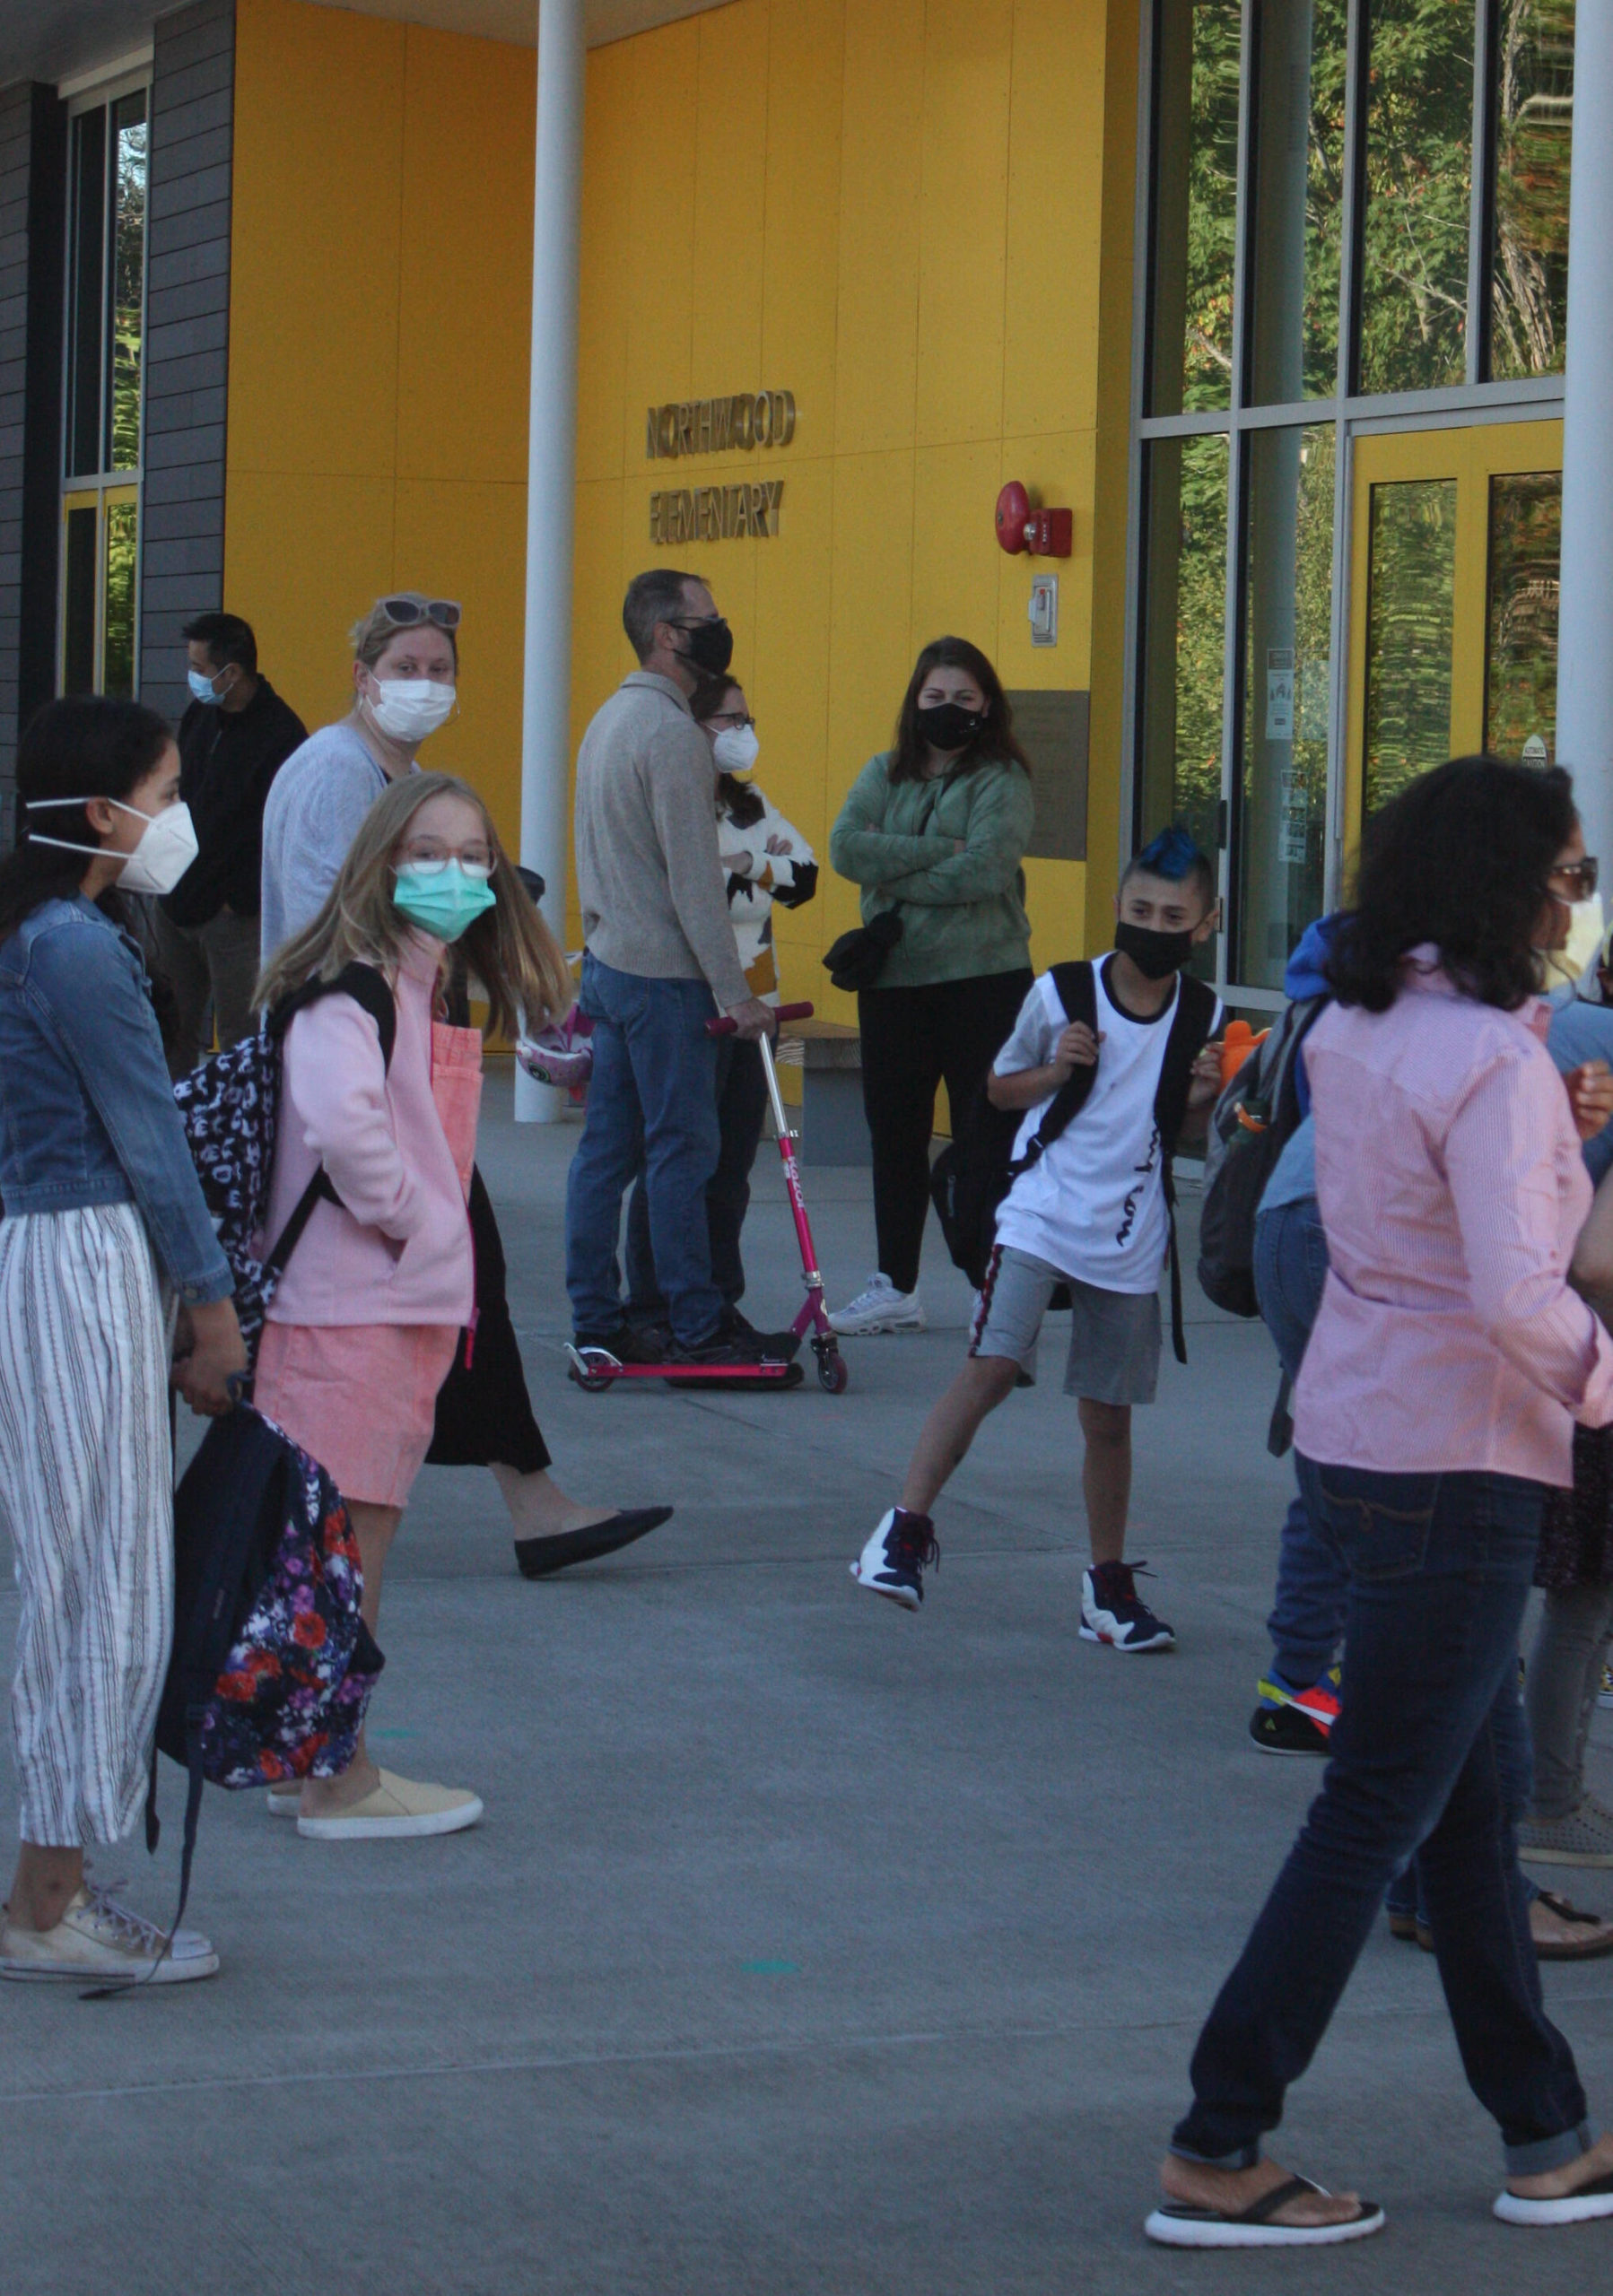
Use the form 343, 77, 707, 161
379, 596, 461, 631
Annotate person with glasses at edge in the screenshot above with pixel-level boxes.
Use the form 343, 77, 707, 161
257, 593, 671, 1606
565, 570, 798, 1374
147, 611, 306, 1076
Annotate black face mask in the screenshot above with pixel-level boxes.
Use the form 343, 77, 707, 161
915, 700, 984, 752
677, 617, 734, 677
1115, 919, 1197, 979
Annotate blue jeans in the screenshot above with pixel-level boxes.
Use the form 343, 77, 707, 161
623, 1035, 769, 1314
563, 953, 723, 1349
1253, 1197, 1347, 1686
1174, 1464, 1591, 2177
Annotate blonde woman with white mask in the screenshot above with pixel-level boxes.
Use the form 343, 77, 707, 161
259, 592, 461, 962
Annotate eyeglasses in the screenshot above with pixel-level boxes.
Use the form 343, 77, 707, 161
706, 711, 755, 731
397, 839, 493, 880
379, 596, 462, 631
1549, 857, 1600, 900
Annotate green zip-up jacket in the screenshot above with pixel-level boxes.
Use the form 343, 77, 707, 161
829, 750, 1034, 988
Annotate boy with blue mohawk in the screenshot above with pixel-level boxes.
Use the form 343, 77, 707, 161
851, 827, 1224, 1645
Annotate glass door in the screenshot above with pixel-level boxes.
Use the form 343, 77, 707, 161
1346, 419, 1564, 831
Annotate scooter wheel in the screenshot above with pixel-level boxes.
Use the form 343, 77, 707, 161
566, 1345, 617, 1395
816, 1350, 850, 1395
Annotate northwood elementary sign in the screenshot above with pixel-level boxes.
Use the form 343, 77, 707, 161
647, 388, 795, 544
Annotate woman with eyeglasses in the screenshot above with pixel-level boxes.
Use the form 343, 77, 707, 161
623, 674, 817, 1327
1149, 760, 1613, 2248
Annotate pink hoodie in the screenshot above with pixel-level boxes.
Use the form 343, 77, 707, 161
258, 933, 475, 1328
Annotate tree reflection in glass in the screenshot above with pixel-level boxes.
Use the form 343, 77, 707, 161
1364, 478, 1456, 814
1139, 434, 1230, 860
1148, 0, 1242, 414
1356, 0, 1474, 394
1490, 0, 1574, 378
1247, 0, 1349, 404
1486, 470, 1561, 754
108, 91, 147, 474
101, 499, 138, 700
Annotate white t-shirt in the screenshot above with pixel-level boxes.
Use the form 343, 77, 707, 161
991, 961, 1223, 1294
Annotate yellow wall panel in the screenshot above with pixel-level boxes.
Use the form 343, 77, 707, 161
914, 0, 1013, 448
222, 471, 397, 732
620, 20, 702, 469
761, 0, 845, 454
229, 0, 405, 481
397, 29, 536, 486
833, 0, 924, 457
910, 441, 1005, 658
992, 430, 1094, 690
1004, 0, 1108, 439
577, 42, 635, 483
692, 4, 770, 385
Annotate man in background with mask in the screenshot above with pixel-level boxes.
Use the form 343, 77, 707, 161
149, 611, 304, 1071
565, 569, 794, 1373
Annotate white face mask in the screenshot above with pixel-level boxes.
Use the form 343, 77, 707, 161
28, 796, 200, 898
364, 676, 457, 743
1541, 892, 1606, 989
712, 724, 760, 778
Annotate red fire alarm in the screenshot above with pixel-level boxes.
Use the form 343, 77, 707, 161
996, 480, 1071, 558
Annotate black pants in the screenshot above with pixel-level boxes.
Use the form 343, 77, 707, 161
427, 1167, 553, 1475
625, 1035, 771, 1309
857, 970, 1033, 1295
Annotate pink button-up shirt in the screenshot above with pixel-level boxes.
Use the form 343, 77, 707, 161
1294, 951, 1613, 1485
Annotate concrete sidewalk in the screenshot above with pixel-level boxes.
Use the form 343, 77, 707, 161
4, 1070, 1612, 2294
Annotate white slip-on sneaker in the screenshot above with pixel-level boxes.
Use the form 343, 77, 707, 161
828, 1274, 927, 1336
266, 1784, 300, 1818
850, 1508, 938, 1611
0, 1883, 219, 1984
296, 1768, 483, 1840
1515, 1796, 1613, 1867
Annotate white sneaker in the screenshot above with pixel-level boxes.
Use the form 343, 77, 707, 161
850, 1508, 938, 1610
828, 1274, 927, 1335
0, 1883, 219, 1984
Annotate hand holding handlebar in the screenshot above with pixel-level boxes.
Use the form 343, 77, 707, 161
709, 1000, 815, 1039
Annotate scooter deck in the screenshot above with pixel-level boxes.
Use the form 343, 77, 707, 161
565, 1344, 798, 1386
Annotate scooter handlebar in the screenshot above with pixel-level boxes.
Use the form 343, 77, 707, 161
707, 1000, 815, 1038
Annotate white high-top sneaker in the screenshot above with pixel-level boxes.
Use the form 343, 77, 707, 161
828, 1274, 927, 1335
850, 1509, 939, 1610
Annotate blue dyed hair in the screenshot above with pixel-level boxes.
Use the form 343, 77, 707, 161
1122, 824, 1216, 909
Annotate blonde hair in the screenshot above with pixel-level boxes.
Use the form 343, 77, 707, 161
256, 772, 571, 1039
349, 593, 459, 671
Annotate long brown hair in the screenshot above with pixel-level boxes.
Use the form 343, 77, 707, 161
690, 674, 765, 829
889, 636, 1030, 786
255, 772, 571, 1038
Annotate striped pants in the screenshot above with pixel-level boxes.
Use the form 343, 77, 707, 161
0, 1205, 172, 1847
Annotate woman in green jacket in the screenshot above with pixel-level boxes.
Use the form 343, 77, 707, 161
828, 637, 1034, 1334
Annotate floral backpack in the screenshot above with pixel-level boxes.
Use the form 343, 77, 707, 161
144, 1406, 385, 1951
171, 961, 397, 1364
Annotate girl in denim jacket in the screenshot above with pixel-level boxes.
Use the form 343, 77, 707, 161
0, 698, 246, 1987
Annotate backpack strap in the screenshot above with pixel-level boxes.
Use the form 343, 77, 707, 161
1006, 961, 1099, 1182
261, 961, 400, 1279
1152, 972, 1219, 1369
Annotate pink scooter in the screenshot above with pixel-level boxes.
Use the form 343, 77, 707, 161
564, 1001, 849, 1396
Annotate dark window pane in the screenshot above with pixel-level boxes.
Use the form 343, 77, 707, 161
65, 108, 107, 479
1486, 469, 1560, 755
62, 505, 99, 694
1139, 433, 1230, 858
1364, 477, 1457, 814
1236, 424, 1334, 989
1247, 0, 1349, 404
1147, 0, 1242, 414
1490, 0, 1574, 379
102, 499, 138, 699
1356, 0, 1475, 394
107, 91, 147, 473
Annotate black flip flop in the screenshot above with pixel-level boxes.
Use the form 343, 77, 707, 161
1532, 1890, 1613, 1961
1495, 2169, 1613, 2226
513, 1506, 673, 1579
1146, 2174, 1386, 2248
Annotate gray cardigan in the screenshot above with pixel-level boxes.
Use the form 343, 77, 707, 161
259, 720, 391, 961
574, 671, 749, 1009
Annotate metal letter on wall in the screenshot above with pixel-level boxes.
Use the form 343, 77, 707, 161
1008, 689, 1090, 862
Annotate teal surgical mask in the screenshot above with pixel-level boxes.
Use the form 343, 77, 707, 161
392, 859, 497, 943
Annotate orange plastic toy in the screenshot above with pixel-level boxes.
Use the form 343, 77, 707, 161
1218, 1017, 1270, 1090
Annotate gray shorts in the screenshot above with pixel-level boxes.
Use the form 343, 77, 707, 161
969, 1245, 1162, 1405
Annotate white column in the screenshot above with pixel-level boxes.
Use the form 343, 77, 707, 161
1556, 5, 1613, 865
516, 0, 586, 1122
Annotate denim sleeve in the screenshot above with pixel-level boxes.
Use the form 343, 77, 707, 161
28, 924, 234, 1302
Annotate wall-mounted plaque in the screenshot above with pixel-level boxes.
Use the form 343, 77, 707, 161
1008, 688, 1089, 862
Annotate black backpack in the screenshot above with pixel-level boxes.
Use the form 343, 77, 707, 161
1196, 995, 1326, 1319
929, 959, 1219, 1362
172, 961, 397, 1366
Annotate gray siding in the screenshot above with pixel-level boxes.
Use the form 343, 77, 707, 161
140, 0, 234, 726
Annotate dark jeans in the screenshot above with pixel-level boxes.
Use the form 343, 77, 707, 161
1174, 1462, 1591, 2178
1252, 1196, 1345, 1685
564, 953, 723, 1349
858, 969, 1032, 1295
624, 1035, 770, 1312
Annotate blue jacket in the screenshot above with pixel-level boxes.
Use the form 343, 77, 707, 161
0, 896, 233, 1302
1256, 915, 1338, 1214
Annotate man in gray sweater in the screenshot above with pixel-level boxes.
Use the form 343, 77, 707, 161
566, 570, 789, 1369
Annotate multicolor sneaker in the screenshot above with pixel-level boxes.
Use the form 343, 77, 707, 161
1600, 1664, 1613, 1711
1079, 1561, 1175, 1652
1250, 1664, 1342, 1756
850, 1508, 939, 1611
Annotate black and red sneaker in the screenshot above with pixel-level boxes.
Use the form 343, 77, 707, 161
1079, 1560, 1175, 1652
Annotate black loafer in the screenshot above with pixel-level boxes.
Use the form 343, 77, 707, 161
513, 1506, 674, 1579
